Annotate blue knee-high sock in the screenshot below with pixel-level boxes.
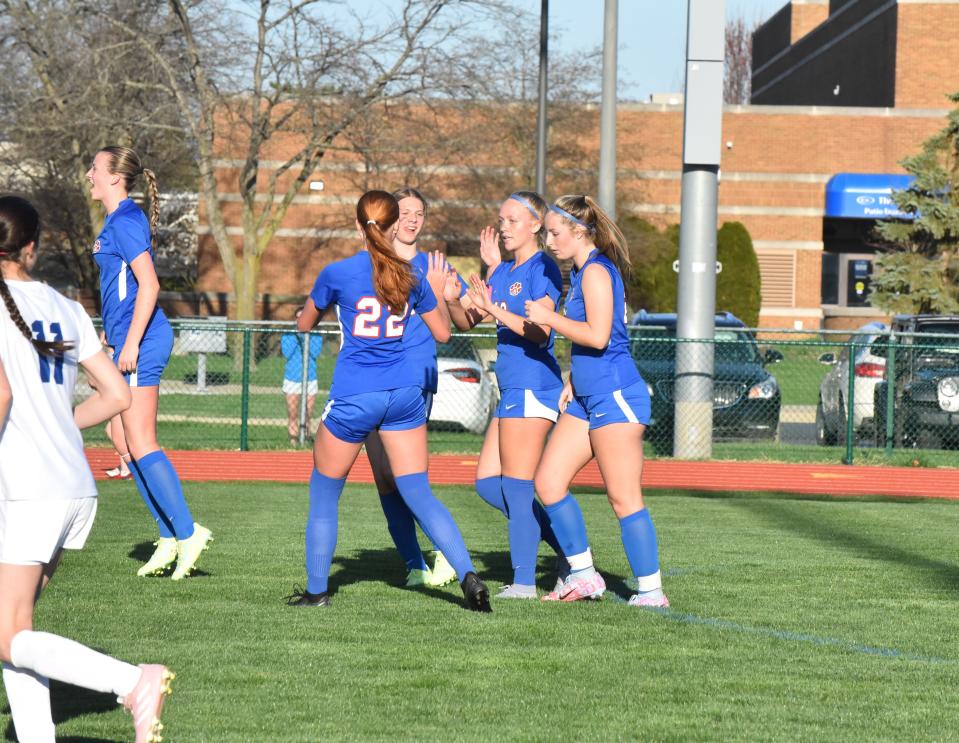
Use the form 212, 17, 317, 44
379, 489, 429, 571
533, 501, 565, 560
544, 494, 591, 570
306, 470, 346, 595
619, 508, 661, 584
501, 477, 540, 586
133, 451, 194, 539
128, 459, 175, 539
395, 472, 475, 580
475, 476, 506, 515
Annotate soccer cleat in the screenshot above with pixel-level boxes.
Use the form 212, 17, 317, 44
105, 466, 132, 480
122, 664, 174, 743
426, 551, 457, 586
137, 538, 178, 577
405, 568, 431, 587
284, 585, 331, 607
170, 524, 213, 581
551, 556, 571, 594
541, 571, 606, 602
495, 584, 538, 600
627, 592, 670, 609
460, 572, 492, 613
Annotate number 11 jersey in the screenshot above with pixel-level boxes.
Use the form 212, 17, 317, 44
309, 251, 438, 398
0, 280, 102, 501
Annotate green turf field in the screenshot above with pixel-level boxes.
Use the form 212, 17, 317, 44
6, 482, 959, 741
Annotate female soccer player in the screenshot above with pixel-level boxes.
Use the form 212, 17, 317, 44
86, 146, 211, 580
288, 190, 490, 612
525, 195, 669, 608
445, 192, 567, 599
364, 188, 462, 587
0, 195, 174, 743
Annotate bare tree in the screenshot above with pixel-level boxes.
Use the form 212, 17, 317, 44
724, 15, 758, 105
0, 0, 195, 294
83, 0, 518, 322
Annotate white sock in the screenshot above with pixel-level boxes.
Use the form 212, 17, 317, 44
10, 631, 141, 699
566, 548, 594, 573
637, 570, 663, 593
3, 662, 55, 743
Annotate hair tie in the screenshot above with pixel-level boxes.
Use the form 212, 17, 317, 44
508, 193, 540, 220
549, 204, 595, 233
366, 219, 377, 226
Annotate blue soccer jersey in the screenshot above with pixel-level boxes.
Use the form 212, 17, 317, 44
564, 249, 641, 396
487, 251, 563, 391
310, 251, 438, 397
402, 252, 466, 393
92, 198, 170, 348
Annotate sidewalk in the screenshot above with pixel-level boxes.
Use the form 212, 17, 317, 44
85, 448, 959, 500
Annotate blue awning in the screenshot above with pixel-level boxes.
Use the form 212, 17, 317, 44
824, 173, 915, 219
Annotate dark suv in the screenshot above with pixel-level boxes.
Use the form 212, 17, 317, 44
872, 315, 959, 449
630, 311, 783, 450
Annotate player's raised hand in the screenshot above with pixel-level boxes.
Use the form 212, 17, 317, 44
479, 226, 501, 272
443, 269, 463, 303
426, 250, 448, 296
467, 273, 493, 313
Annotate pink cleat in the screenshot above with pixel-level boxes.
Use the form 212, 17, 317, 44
628, 592, 670, 609
541, 571, 606, 602
122, 664, 175, 743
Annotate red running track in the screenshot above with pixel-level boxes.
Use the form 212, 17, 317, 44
85, 447, 959, 500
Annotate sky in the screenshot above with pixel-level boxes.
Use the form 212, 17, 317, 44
315, 0, 796, 102
529, 0, 793, 102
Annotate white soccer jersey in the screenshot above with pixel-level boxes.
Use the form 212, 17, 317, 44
0, 280, 101, 501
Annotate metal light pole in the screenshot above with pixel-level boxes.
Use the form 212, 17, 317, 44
673, 0, 726, 459
598, 0, 618, 218
535, 0, 548, 195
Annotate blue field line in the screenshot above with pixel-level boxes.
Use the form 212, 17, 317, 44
613, 601, 954, 664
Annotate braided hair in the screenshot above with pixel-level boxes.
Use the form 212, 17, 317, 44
0, 196, 73, 355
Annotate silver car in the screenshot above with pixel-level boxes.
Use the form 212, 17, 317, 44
816, 321, 888, 445
429, 337, 497, 435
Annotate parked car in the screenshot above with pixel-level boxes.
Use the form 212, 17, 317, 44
872, 315, 959, 449
815, 321, 888, 445
630, 311, 783, 450
429, 336, 497, 435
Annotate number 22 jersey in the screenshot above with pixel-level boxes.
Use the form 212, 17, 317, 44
309, 251, 438, 398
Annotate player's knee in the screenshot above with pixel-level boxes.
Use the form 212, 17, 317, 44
0, 610, 32, 664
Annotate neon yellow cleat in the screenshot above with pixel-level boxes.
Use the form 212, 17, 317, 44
426, 551, 457, 586
137, 538, 178, 577
170, 524, 213, 581
405, 568, 431, 587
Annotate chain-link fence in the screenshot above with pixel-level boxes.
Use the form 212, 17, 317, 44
78, 319, 959, 463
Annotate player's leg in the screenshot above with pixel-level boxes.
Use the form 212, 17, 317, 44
590, 418, 668, 608
285, 391, 299, 441
379, 387, 490, 611
497, 414, 553, 598
288, 396, 367, 607
0, 503, 173, 742
534, 407, 604, 602
474, 415, 506, 514
367, 428, 431, 581
123, 385, 211, 580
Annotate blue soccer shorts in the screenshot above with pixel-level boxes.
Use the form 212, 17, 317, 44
115, 322, 173, 388
495, 385, 563, 422
565, 379, 651, 430
321, 385, 428, 443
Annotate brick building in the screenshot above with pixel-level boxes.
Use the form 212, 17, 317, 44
195, 0, 959, 329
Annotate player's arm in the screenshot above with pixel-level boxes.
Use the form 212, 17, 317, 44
75, 350, 132, 429
419, 306, 452, 343
468, 274, 552, 345
0, 358, 11, 428
116, 251, 160, 374
442, 271, 485, 331
525, 264, 612, 349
